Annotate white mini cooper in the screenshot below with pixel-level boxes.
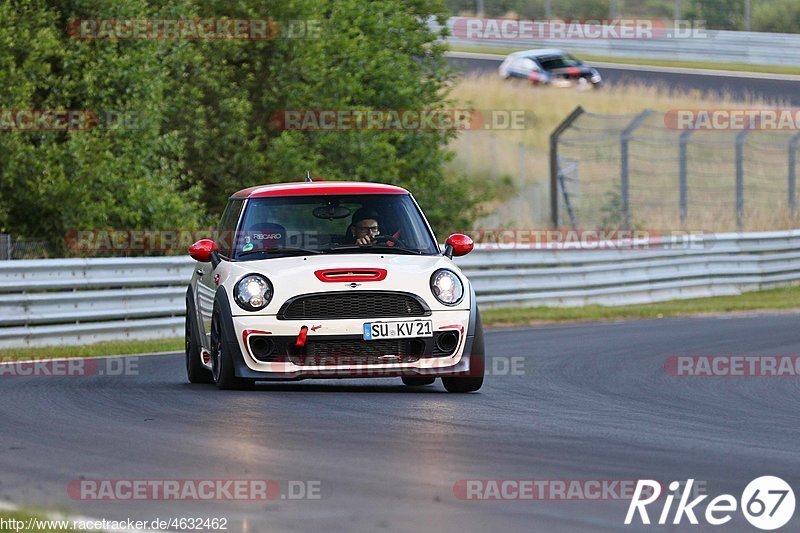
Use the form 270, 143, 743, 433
185, 180, 484, 392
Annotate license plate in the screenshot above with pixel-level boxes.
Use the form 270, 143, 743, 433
363, 320, 433, 340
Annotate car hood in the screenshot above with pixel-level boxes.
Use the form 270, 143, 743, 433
218, 253, 471, 315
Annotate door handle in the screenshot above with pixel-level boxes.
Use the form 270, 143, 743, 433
195, 269, 205, 276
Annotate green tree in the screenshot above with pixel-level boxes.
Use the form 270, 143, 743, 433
0, 0, 483, 253
686, 0, 743, 30
0, 0, 204, 254
160, 0, 483, 237
753, 0, 800, 33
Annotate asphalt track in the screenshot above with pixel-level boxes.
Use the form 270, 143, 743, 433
1, 314, 799, 532
447, 55, 800, 105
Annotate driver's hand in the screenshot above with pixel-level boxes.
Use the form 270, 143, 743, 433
356, 235, 374, 245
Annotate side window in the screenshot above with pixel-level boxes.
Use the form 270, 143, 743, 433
215, 199, 244, 258
522, 57, 539, 72
514, 57, 538, 72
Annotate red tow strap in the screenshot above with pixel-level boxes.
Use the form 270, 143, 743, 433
295, 325, 309, 347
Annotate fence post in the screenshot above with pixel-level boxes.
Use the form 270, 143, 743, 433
549, 106, 584, 227
735, 128, 750, 231
789, 132, 800, 218
620, 110, 654, 230
679, 129, 693, 225
558, 167, 579, 229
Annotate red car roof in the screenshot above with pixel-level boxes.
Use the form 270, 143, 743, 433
231, 181, 409, 198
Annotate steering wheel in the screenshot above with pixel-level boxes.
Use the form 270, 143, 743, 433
372, 235, 407, 248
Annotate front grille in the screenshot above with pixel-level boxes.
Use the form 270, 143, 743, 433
289, 338, 425, 366
308, 338, 424, 357
279, 292, 429, 320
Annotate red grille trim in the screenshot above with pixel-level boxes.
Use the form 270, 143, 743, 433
314, 268, 387, 282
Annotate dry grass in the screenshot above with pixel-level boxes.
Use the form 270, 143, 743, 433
0, 337, 183, 360
483, 284, 800, 325
449, 73, 787, 150
447, 74, 799, 231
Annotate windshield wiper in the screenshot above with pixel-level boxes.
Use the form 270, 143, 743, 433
237, 247, 322, 258
326, 245, 423, 255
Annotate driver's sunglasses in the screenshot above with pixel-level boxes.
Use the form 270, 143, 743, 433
357, 225, 380, 233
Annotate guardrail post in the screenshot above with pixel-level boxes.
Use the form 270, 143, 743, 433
736, 128, 750, 231
550, 106, 584, 227
789, 132, 800, 218
679, 129, 693, 225
620, 110, 654, 230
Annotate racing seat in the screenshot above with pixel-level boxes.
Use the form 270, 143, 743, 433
241, 222, 286, 251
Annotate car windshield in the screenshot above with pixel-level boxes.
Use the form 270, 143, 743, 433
537, 54, 582, 70
230, 194, 439, 260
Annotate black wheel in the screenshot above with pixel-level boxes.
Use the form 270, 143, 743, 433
210, 309, 253, 390
442, 310, 485, 393
185, 299, 212, 384
402, 376, 436, 386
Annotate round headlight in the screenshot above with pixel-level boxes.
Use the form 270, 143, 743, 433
234, 274, 273, 311
430, 269, 464, 306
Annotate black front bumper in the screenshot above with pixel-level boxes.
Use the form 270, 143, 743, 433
213, 286, 482, 382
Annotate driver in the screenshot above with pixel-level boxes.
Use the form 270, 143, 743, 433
349, 207, 381, 245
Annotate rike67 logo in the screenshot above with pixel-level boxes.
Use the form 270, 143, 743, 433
625, 477, 795, 530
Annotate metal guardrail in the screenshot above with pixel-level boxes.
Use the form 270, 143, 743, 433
439, 17, 800, 67
0, 257, 192, 349
2, 230, 800, 347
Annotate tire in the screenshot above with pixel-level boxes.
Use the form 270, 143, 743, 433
210, 308, 253, 390
185, 295, 213, 384
402, 376, 436, 386
442, 310, 484, 393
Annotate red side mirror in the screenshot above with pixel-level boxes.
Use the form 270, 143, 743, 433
445, 233, 474, 258
189, 239, 217, 262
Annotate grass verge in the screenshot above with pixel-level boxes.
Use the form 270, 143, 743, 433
449, 72, 794, 231
450, 72, 782, 153
482, 284, 800, 326
0, 337, 183, 361
448, 44, 800, 76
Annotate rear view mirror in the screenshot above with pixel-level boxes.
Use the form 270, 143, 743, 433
313, 205, 351, 220
189, 239, 217, 262
444, 234, 474, 258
